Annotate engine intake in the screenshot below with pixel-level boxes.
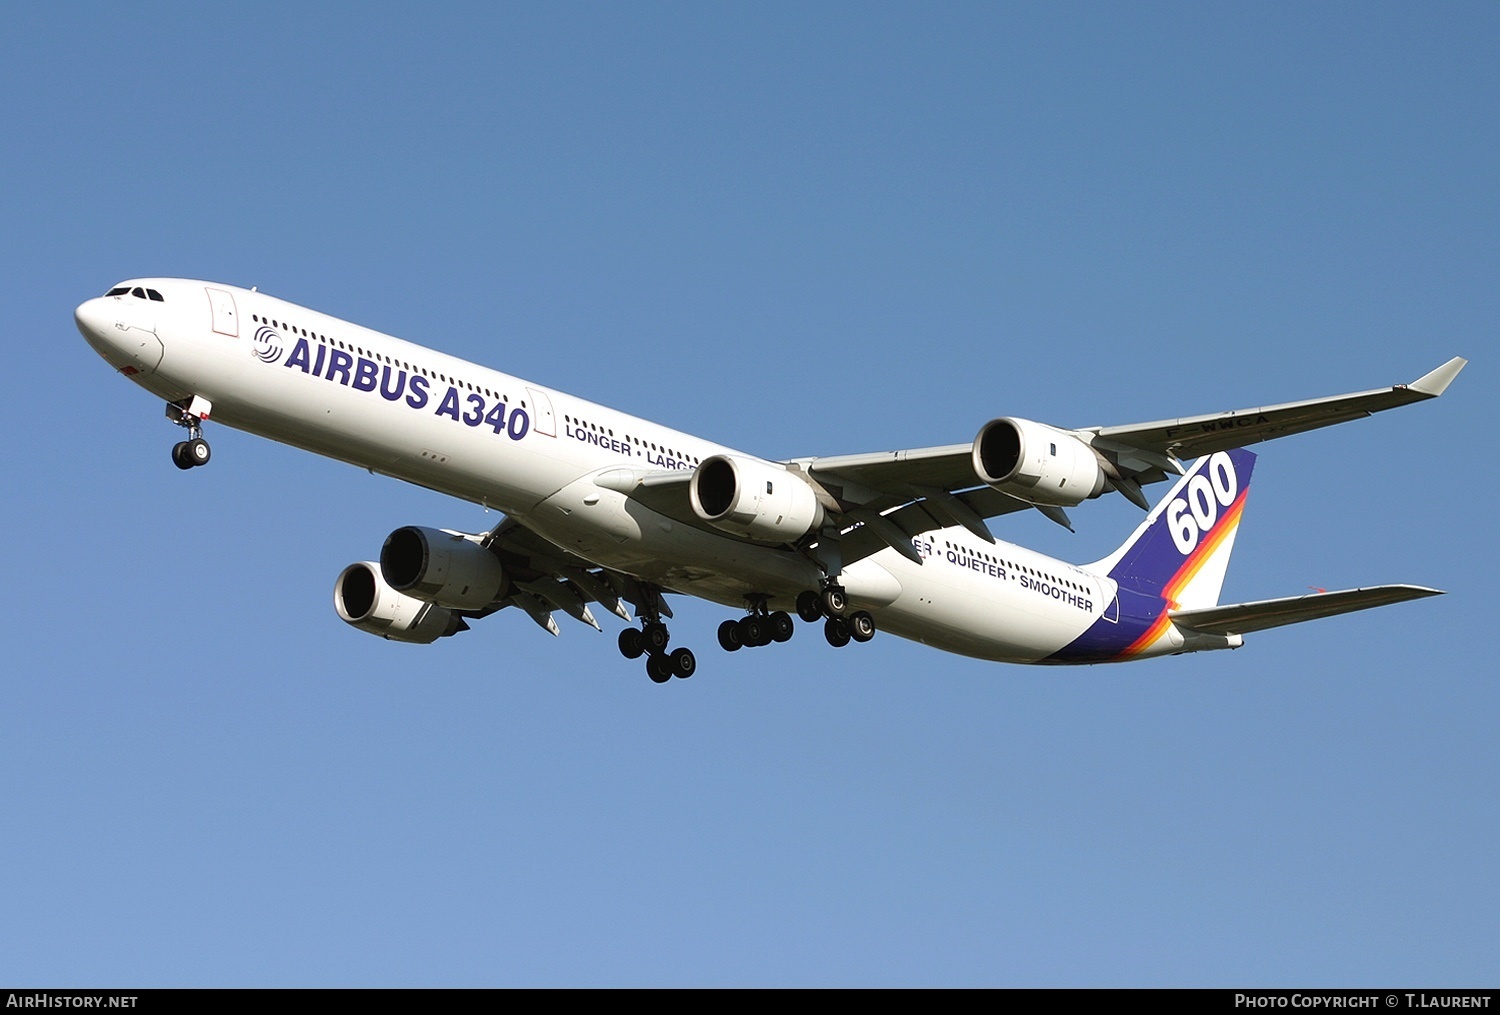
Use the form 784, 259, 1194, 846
379, 526, 506, 610
689, 455, 826, 543
334, 562, 466, 644
972, 417, 1107, 507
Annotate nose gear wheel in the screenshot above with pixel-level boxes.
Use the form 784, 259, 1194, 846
166, 400, 212, 469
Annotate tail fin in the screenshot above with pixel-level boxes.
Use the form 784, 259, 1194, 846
1086, 448, 1255, 610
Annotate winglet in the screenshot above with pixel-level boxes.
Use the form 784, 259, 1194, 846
1408, 357, 1467, 397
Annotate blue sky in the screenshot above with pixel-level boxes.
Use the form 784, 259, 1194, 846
2, 3, 1495, 986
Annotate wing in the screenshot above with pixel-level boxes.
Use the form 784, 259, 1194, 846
806, 357, 1466, 498
1169, 585, 1443, 636
589, 358, 1466, 571
1089, 356, 1467, 461
792, 357, 1467, 562
473, 517, 672, 635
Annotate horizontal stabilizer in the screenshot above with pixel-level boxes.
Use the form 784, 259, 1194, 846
1170, 584, 1443, 636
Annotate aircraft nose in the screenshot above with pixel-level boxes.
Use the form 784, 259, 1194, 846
75, 294, 164, 376
75, 297, 110, 341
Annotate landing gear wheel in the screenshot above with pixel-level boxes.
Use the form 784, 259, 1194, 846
848, 611, 876, 643
821, 586, 848, 618
186, 438, 211, 467
717, 619, 744, 652
171, 442, 193, 470
618, 627, 645, 659
769, 611, 795, 643
824, 617, 852, 648
743, 616, 767, 647
669, 647, 696, 678
796, 590, 824, 623
646, 653, 673, 683
643, 622, 670, 653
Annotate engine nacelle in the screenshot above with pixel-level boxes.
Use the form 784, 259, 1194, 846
689, 455, 826, 543
972, 417, 1107, 507
334, 561, 466, 644
379, 526, 506, 611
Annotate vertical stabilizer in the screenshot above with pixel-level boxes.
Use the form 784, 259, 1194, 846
1086, 448, 1255, 610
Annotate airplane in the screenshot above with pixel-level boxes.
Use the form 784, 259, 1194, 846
75, 279, 1465, 682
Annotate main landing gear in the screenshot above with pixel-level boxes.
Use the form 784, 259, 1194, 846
616, 585, 696, 683
717, 597, 795, 652
795, 585, 876, 649
800, 530, 872, 648
714, 587, 876, 656
612, 579, 875, 681
167, 398, 212, 470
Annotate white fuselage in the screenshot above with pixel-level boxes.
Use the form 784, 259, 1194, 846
77, 278, 1147, 664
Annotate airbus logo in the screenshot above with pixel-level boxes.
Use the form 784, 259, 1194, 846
252, 326, 284, 364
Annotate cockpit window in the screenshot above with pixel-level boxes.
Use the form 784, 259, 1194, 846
104, 285, 165, 301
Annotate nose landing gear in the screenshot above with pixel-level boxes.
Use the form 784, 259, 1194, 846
171, 437, 211, 470
167, 397, 213, 470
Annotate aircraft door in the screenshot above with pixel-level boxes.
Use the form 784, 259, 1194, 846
205, 287, 239, 337
526, 386, 557, 437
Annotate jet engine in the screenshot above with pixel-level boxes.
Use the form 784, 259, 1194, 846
378, 526, 507, 611
972, 417, 1107, 507
689, 455, 826, 542
334, 561, 467, 644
